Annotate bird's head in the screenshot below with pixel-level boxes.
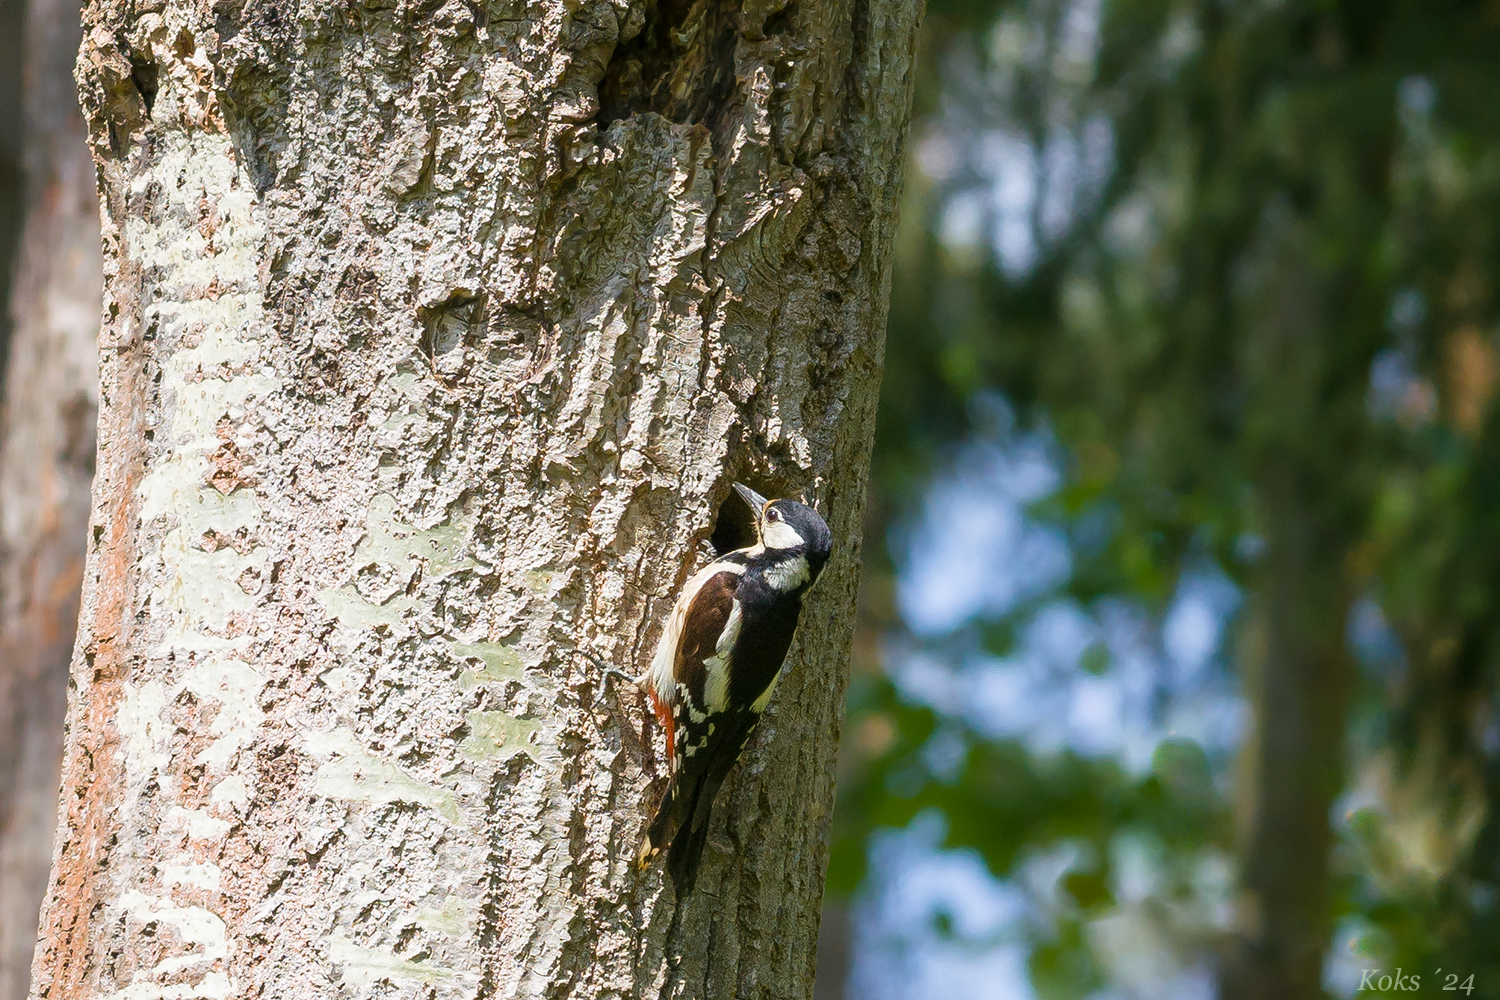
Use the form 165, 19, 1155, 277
733, 483, 833, 579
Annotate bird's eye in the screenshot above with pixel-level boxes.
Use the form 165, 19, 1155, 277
766, 508, 780, 522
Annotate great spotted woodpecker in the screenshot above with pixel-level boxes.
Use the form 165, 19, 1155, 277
596, 483, 832, 893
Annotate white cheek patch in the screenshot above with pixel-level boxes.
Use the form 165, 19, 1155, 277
762, 519, 804, 550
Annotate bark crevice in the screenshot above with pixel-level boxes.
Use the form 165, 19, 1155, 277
594, 0, 743, 131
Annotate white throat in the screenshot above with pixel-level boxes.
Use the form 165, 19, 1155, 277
763, 554, 811, 592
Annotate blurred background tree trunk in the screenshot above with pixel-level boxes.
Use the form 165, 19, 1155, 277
1223, 211, 1360, 1000
26, 0, 920, 997
1225, 469, 1351, 1000
0, 0, 100, 994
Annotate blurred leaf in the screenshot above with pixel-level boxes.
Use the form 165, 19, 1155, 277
1062, 870, 1116, 914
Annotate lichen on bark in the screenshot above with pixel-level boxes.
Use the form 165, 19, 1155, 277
32, 0, 922, 995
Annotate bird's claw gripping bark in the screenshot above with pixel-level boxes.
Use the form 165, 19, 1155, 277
574, 649, 643, 700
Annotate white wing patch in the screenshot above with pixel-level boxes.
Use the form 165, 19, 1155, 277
702, 599, 742, 713
750, 668, 782, 713
647, 561, 745, 706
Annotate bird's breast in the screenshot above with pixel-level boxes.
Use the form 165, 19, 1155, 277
724, 591, 805, 708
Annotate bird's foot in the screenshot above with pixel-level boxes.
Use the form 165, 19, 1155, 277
574, 649, 645, 697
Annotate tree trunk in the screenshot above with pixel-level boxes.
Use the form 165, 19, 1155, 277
1223, 465, 1350, 1000
0, 0, 100, 993
1221, 209, 1354, 1000
31, 0, 921, 996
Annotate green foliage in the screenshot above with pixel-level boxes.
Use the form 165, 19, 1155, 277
836, 0, 1500, 995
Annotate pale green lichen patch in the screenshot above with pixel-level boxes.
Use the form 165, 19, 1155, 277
121, 126, 278, 850
305, 729, 460, 823
116, 656, 266, 781
522, 567, 557, 593
316, 586, 415, 629
415, 897, 470, 937
377, 409, 423, 438
151, 532, 263, 640
319, 493, 486, 630
372, 370, 429, 446
139, 466, 263, 536
326, 933, 458, 987
361, 493, 481, 577
385, 370, 423, 398
117, 681, 170, 782
179, 657, 266, 768
452, 641, 524, 688
459, 710, 540, 761
117, 889, 230, 976
133, 276, 274, 652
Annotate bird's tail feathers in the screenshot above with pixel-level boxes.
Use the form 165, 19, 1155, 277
666, 776, 721, 895
635, 767, 724, 896
635, 767, 700, 871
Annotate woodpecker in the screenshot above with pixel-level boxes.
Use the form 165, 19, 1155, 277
596, 483, 832, 894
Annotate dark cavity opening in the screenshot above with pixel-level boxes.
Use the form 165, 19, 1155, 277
709, 483, 761, 556
595, 0, 741, 129
130, 53, 159, 117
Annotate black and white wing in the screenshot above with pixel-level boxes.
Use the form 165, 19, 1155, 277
635, 567, 761, 891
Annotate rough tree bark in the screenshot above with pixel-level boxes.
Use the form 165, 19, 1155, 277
0, 0, 100, 994
30, 0, 921, 996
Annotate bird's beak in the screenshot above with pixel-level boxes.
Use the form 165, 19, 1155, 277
732, 482, 769, 518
